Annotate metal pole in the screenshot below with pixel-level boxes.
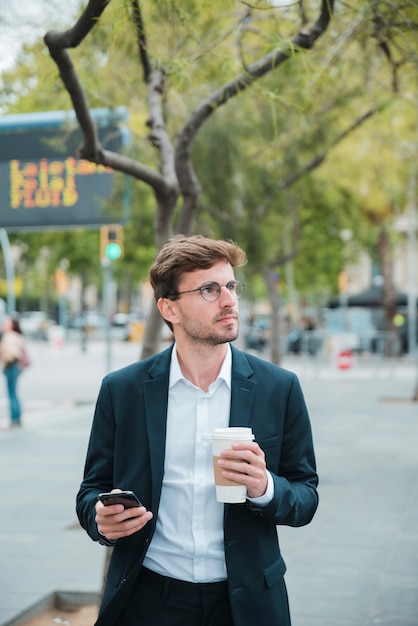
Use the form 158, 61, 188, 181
407, 82, 418, 357
0, 228, 16, 314
102, 258, 112, 373
407, 166, 417, 355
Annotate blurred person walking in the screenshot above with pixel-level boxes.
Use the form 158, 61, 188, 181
0, 316, 30, 428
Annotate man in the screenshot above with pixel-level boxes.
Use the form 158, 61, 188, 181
76, 234, 318, 626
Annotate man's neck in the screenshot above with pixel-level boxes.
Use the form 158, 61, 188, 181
175, 342, 229, 392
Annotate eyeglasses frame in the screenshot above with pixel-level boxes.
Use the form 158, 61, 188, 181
165, 279, 245, 302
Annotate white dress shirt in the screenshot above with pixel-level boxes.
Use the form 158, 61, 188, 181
143, 343, 272, 582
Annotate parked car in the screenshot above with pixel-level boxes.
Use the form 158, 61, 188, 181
112, 312, 129, 327
20, 311, 55, 340
244, 315, 270, 351
69, 311, 107, 331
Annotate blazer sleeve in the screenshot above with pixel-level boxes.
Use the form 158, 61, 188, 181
247, 370, 318, 527
76, 376, 118, 545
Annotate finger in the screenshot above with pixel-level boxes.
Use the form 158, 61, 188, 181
220, 450, 264, 470
221, 441, 263, 458
99, 510, 153, 539
232, 441, 261, 452
96, 501, 125, 517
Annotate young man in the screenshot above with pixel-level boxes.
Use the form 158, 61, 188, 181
76, 234, 318, 626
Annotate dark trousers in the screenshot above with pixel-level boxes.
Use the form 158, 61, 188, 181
116, 567, 234, 626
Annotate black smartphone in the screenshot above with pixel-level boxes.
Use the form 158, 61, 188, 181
98, 490, 143, 509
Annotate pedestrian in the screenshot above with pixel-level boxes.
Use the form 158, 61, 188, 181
76, 234, 318, 626
0, 316, 29, 428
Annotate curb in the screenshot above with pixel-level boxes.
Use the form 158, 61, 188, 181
2, 591, 100, 626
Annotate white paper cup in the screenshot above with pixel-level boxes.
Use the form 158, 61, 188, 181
211, 427, 255, 503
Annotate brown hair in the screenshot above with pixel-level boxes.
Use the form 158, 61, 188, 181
150, 234, 246, 302
12, 318, 23, 334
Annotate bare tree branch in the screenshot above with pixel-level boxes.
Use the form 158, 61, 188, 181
45, 0, 110, 49
279, 104, 386, 189
44, 1, 118, 164
44, 0, 178, 203
130, 0, 178, 198
130, 0, 152, 82
100, 150, 166, 189
175, 0, 336, 233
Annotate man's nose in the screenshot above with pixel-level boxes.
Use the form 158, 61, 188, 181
218, 285, 237, 305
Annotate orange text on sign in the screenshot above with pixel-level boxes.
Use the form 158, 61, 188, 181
10, 158, 113, 209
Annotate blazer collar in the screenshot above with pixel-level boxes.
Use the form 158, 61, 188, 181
145, 343, 257, 429
143, 345, 257, 509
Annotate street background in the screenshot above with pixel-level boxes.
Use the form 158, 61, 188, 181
1, 333, 417, 626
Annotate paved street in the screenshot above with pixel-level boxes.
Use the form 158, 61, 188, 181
280, 355, 418, 626
1, 335, 417, 625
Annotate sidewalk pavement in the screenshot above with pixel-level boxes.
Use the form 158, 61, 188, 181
281, 355, 418, 626
1, 341, 417, 626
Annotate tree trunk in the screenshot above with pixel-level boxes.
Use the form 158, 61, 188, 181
377, 225, 398, 356
263, 267, 282, 366
140, 301, 164, 360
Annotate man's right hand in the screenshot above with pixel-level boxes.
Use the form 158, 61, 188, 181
95, 489, 153, 540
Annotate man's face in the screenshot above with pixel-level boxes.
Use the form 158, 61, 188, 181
169, 261, 239, 347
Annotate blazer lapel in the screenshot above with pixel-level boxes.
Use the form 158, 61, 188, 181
229, 347, 256, 428
143, 348, 172, 513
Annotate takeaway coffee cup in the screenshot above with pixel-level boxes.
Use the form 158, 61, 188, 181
211, 427, 255, 503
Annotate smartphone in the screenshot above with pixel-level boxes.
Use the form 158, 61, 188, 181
98, 490, 143, 509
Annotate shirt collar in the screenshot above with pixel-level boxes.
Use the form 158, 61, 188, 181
169, 343, 232, 390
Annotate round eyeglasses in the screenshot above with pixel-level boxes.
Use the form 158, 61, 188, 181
166, 280, 244, 302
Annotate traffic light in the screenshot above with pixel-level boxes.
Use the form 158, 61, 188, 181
100, 224, 124, 261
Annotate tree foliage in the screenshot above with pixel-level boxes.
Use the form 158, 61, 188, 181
1, 0, 417, 362
40, 0, 335, 357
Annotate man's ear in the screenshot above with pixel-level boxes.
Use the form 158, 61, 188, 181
157, 298, 179, 326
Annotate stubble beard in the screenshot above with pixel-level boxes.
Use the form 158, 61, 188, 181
182, 311, 239, 347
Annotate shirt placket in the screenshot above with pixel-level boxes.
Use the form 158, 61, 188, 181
192, 392, 210, 580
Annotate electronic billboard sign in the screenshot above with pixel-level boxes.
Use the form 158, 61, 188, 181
0, 108, 129, 230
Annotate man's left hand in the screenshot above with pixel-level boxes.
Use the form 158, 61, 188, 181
217, 441, 268, 499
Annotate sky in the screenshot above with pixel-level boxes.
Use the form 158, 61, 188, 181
0, 0, 294, 75
0, 0, 81, 74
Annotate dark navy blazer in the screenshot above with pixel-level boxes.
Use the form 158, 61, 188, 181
76, 344, 318, 626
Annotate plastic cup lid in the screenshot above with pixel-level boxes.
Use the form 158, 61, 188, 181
211, 427, 254, 440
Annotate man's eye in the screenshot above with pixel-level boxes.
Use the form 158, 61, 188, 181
201, 284, 217, 295
227, 282, 237, 292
